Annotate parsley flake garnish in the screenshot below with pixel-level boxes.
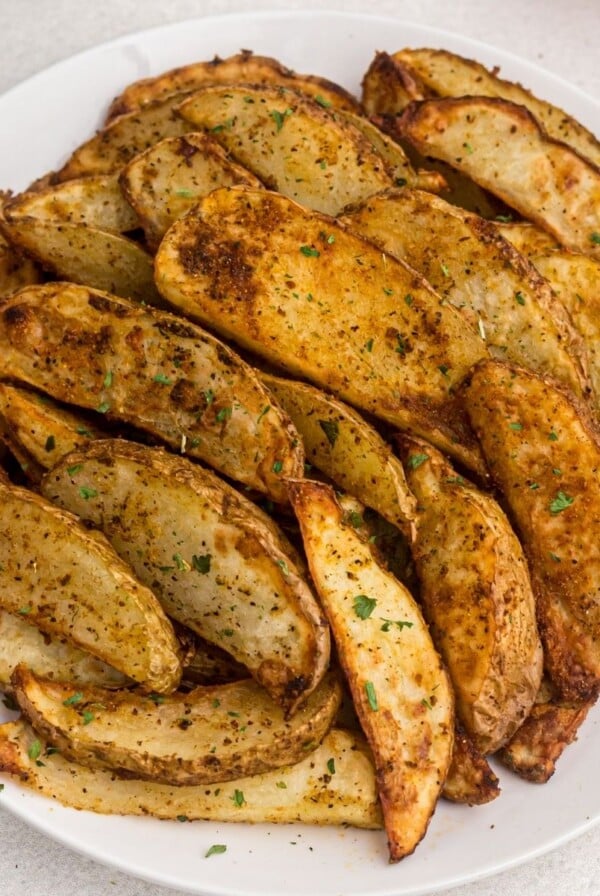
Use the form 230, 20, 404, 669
515, 292, 526, 306
364, 338, 374, 352
509, 422, 523, 431
153, 373, 172, 385
272, 460, 283, 474
549, 491, 574, 514
63, 692, 83, 707
79, 486, 98, 500
407, 453, 429, 470
82, 710, 95, 725
96, 401, 110, 414
365, 681, 378, 711
67, 464, 83, 476
381, 618, 414, 632
318, 419, 339, 447
28, 740, 42, 761
205, 844, 227, 858
548, 429, 559, 441
271, 108, 293, 131
314, 95, 332, 108
232, 789, 245, 807
300, 245, 320, 258
326, 758, 336, 775
590, 232, 600, 245
216, 406, 232, 423
103, 370, 113, 388
353, 594, 377, 619
192, 553, 211, 574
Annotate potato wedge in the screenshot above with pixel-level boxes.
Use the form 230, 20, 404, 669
106, 49, 361, 121
41, 440, 329, 711
443, 727, 500, 805
261, 372, 417, 537
182, 636, 247, 686
495, 221, 562, 257
0, 478, 181, 692
342, 189, 589, 400
463, 359, 600, 701
0, 610, 128, 690
155, 186, 488, 474
0, 230, 42, 297
379, 48, 600, 167
288, 479, 454, 862
398, 97, 600, 259
12, 665, 341, 785
398, 434, 543, 753
362, 51, 427, 117
0, 720, 382, 829
54, 96, 193, 181
120, 132, 262, 249
0, 282, 303, 502
177, 86, 392, 215
0, 217, 160, 305
4, 174, 139, 235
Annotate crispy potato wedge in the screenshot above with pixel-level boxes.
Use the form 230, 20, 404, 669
495, 221, 562, 257
0, 382, 107, 481
4, 175, 139, 235
0, 478, 181, 692
177, 86, 392, 215
120, 132, 262, 250
383, 48, 600, 168
362, 51, 427, 116
12, 666, 341, 785
0, 282, 303, 502
342, 189, 589, 400
155, 186, 488, 474
42, 440, 329, 711
54, 96, 193, 181
496, 682, 594, 783
398, 435, 543, 753
106, 49, 361, 121
0, 230, 42, 297
463, 360, 600, 701
0, 610, 128, 690
0, 720, 382, 829
261, 373, 417, 537
398, 97, 600, 259
289, 479, 454, 862
443, 727, 500, 805
0, 217, 160, 305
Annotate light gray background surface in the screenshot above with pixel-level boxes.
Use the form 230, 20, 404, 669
0, 1, 599, 895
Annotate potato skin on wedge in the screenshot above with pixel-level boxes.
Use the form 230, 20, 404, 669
0, 282, 303, 502
156, 186, 488, 474
399, 435, 543, 754
463, 360, 600, 701
0, 720, 382, 829
0, 479, 181, 693
289, 479, 454, 862
42, 440, 329, 712
11, 665, 341, 785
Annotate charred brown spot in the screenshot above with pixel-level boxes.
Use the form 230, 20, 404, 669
178, 223, 256, 304
170, 378, 207, 414
62, 324, 113, 353
88, 294, 131, 318
3, 303, 34, 332
177, 137, 200, 165
156, 319, 198, 340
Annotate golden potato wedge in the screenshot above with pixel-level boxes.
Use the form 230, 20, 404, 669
443, 727, 500, 805
106, 49, 361, 120
0, 478, 181, 692
398, 434, 543, 753
12, 666, 341, 785
261, 372, 417, 537
383, 48, 600, 167
54, 96, 193, 181
362, 51, 427, 116
41, 440, 329, 711
0, 382, 106, 480
342, 189, 589, 400
0, 282, 303, 502
398, 97, 600, 259
155, 186, 489, 475
495, 221, 562, 257
177, 86, 392, 216
120, 132, 262, 249
0, 217, 160, 305
0, 610, 128, 690
289, 479, 454, 862
0, 719, 382, 829
4, 174, 139, 235
463, 359, 600, 701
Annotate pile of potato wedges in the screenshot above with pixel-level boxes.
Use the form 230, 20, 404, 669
0, 45, 599, 865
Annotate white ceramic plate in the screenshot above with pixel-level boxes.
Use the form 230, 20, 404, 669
1, 10, 599, 896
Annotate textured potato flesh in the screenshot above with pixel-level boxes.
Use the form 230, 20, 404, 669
106, 50, 361, 120
177, 86, 393, 216
0, 480, 181, 692
289, 479, 454, 862
155, 186, 488, 474
391, 48, 600, 168
41, 440, 329, 710
261, 373, 417, 537
120, 132, 263, 249
0, 720, 382, 829
0, 610, 128, 690
342, 189, 588, 400
463, 360, 600, 701
399, 97, 600, 260
400, 435, 543, 754
12, 666, 341, 785
0, 282, 303, 502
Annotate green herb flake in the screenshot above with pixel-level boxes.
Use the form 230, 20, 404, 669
103, 370, 114, 388
404, 294, 413, 307
364, 338, 374, 352
440, 263, 450, 277
353, 594, 377, 620
549, 491, 574, 514
96, 401, 110, 414
326, 758, 336, 775
44, 435, 56, 452
175, 188, 195, 198
509, 422, 523, 431
438, 364, 450, 377
349, 510, 363, 529
272, 460, 283, 474
395, 176, 408, 187
548, 429, 559, 441
383, 287, 394, 296
232, 789, 245, 807
495, 214, 513, 223
205, 844, 227, 858
82, 710, 95, 725
445, 476, 465, 485
67, 464, 83, 477
590, 232, 600, 245
216, 406, 232, 423
276, 781, 287, 789
318, 418, 339, 447
529, 482, 540, 490
192, 553, 211, 574
211, 698, 221, 709
271, 107, 293, 131
0, 783, 4, 793
395, 334, 407, 356
153, 373, 172, 385
365, 681, 378, 711
300, 245, 320, 258
147, 693, 166, 705
177, 814, 189, 823
63, 692, 83, 707
408, 452, 429, 470
314, 95, 332, 108
552, 468, 562, 476
463, 141, 474, 154
549, 552, 561, 563
421, 697, 433, 711
79, 486, 98, 500
381, 618, 414, 632
28, 740, 42, 761
257, 405, 271, 424
204, 388, 215, 406
277, 558, 290, 576
17, 605, 32, 616
515, 291, 526, 306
